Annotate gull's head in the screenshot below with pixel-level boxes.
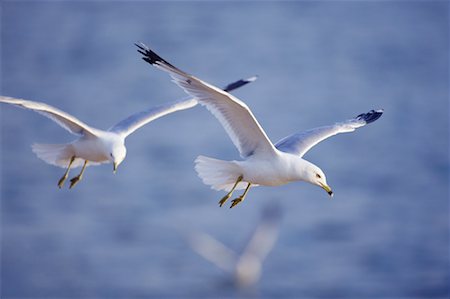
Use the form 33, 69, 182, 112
109, 143, 127, 173
305, 162, 333, 197
235, 255, 262, 287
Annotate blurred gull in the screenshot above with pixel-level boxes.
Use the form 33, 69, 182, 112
187, 205, 282, 287
136, 43, 383, 208
0, 76, 256, 188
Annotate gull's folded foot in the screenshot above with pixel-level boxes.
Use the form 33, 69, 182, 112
58, 156, 76, 189
230, 196, 244, 208
57, 174, 68, 189
69, 175, 82, 189
219, 194, 231, 207
229, 183, 252, 209
218, 175, 243, 208
69, 160, 88, 189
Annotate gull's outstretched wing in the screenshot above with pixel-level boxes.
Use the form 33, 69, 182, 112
275, 109, 383, 157
136, 43, 277, 158
0, 96, 99, 137
187, 232, 237, 273
240, 204, 282, 263
108, 76, 258, 137
108, 97, 196, 137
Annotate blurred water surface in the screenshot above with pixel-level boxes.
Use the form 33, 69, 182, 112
1, 1, 448, 298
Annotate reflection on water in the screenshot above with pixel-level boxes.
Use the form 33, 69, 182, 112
1, 1, 448, 298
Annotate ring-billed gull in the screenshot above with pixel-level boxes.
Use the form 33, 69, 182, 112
186, 204, 282, 287
0, 76, 256, 188
136, 43, 383, 208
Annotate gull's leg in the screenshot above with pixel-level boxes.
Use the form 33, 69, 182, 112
230, 183, 252, 209
69, 160, 88, 189
218, 175, 243, 207
57, 156, 76, 189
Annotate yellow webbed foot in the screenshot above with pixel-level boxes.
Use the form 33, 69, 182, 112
69, 160, 88, 189
57, 175, 68, 189
218, 194, 231, 207
229, 183, 251, 209
69, 175, 82, 189
230, 197, 243, 208
58, 156, 75, 189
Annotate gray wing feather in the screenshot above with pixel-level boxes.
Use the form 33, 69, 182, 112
0, 96, 98, 137
136, 43, 276, 158
109, 76, 258, 137
275, 109, 383, 157
108, 97, 197, 136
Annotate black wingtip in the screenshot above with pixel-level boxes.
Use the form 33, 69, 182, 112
135, 42, 175, 68
222, 75, 258, 92
356, 109, 384, 124
135, 42, 147, 52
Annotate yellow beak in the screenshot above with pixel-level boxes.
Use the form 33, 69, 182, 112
320, 183, 334, 197
113, 162, 117, 174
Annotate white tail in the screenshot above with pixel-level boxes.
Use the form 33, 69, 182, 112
194, 155, 246, 192
31, 143, 81, 168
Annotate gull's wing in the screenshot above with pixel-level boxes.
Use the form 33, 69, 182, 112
187, 231, 237, 273
108, 97, 196, 137
108, 76, 258, 137
0, 96, 99, 137
240, 204, 282, 263
136, 43, 277, 158
275, 109, 383, 157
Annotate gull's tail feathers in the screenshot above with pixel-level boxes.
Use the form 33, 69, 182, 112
195, 155, 247, 192
32, 143, 83, 168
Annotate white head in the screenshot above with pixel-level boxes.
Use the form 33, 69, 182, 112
235, 255, 262, 287
108, 141, 127, 173
302, 160, 333, 197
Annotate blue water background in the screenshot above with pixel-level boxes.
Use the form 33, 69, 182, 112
1, 1, 449, 298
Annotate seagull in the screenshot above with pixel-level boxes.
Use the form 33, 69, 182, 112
136, 43, 383, 208
187, 204, 282, 287
0, 76, 256, 188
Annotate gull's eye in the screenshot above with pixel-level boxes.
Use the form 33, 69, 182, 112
110, 153, 113, 158
316, 173, 321, 179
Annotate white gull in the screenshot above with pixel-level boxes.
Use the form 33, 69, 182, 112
187, 204, 282, 287
0, 76, 255, 188
136, 43, 383, 208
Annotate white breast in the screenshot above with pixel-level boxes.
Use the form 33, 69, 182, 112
236, 153, 299, 186
72, 138, 110, 163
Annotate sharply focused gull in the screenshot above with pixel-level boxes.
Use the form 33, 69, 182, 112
0, 76, 256, 188
136, 42, 383, 208
187, 204, 282, 287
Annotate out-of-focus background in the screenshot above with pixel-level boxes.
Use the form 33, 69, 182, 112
1, 1, 448, 298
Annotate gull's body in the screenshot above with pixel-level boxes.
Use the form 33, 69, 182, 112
0, 76, 255, 188
187, 205, 282, 287
65, 131, 122, 164
136, 43, 383, 207
235, 153, 313, 187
